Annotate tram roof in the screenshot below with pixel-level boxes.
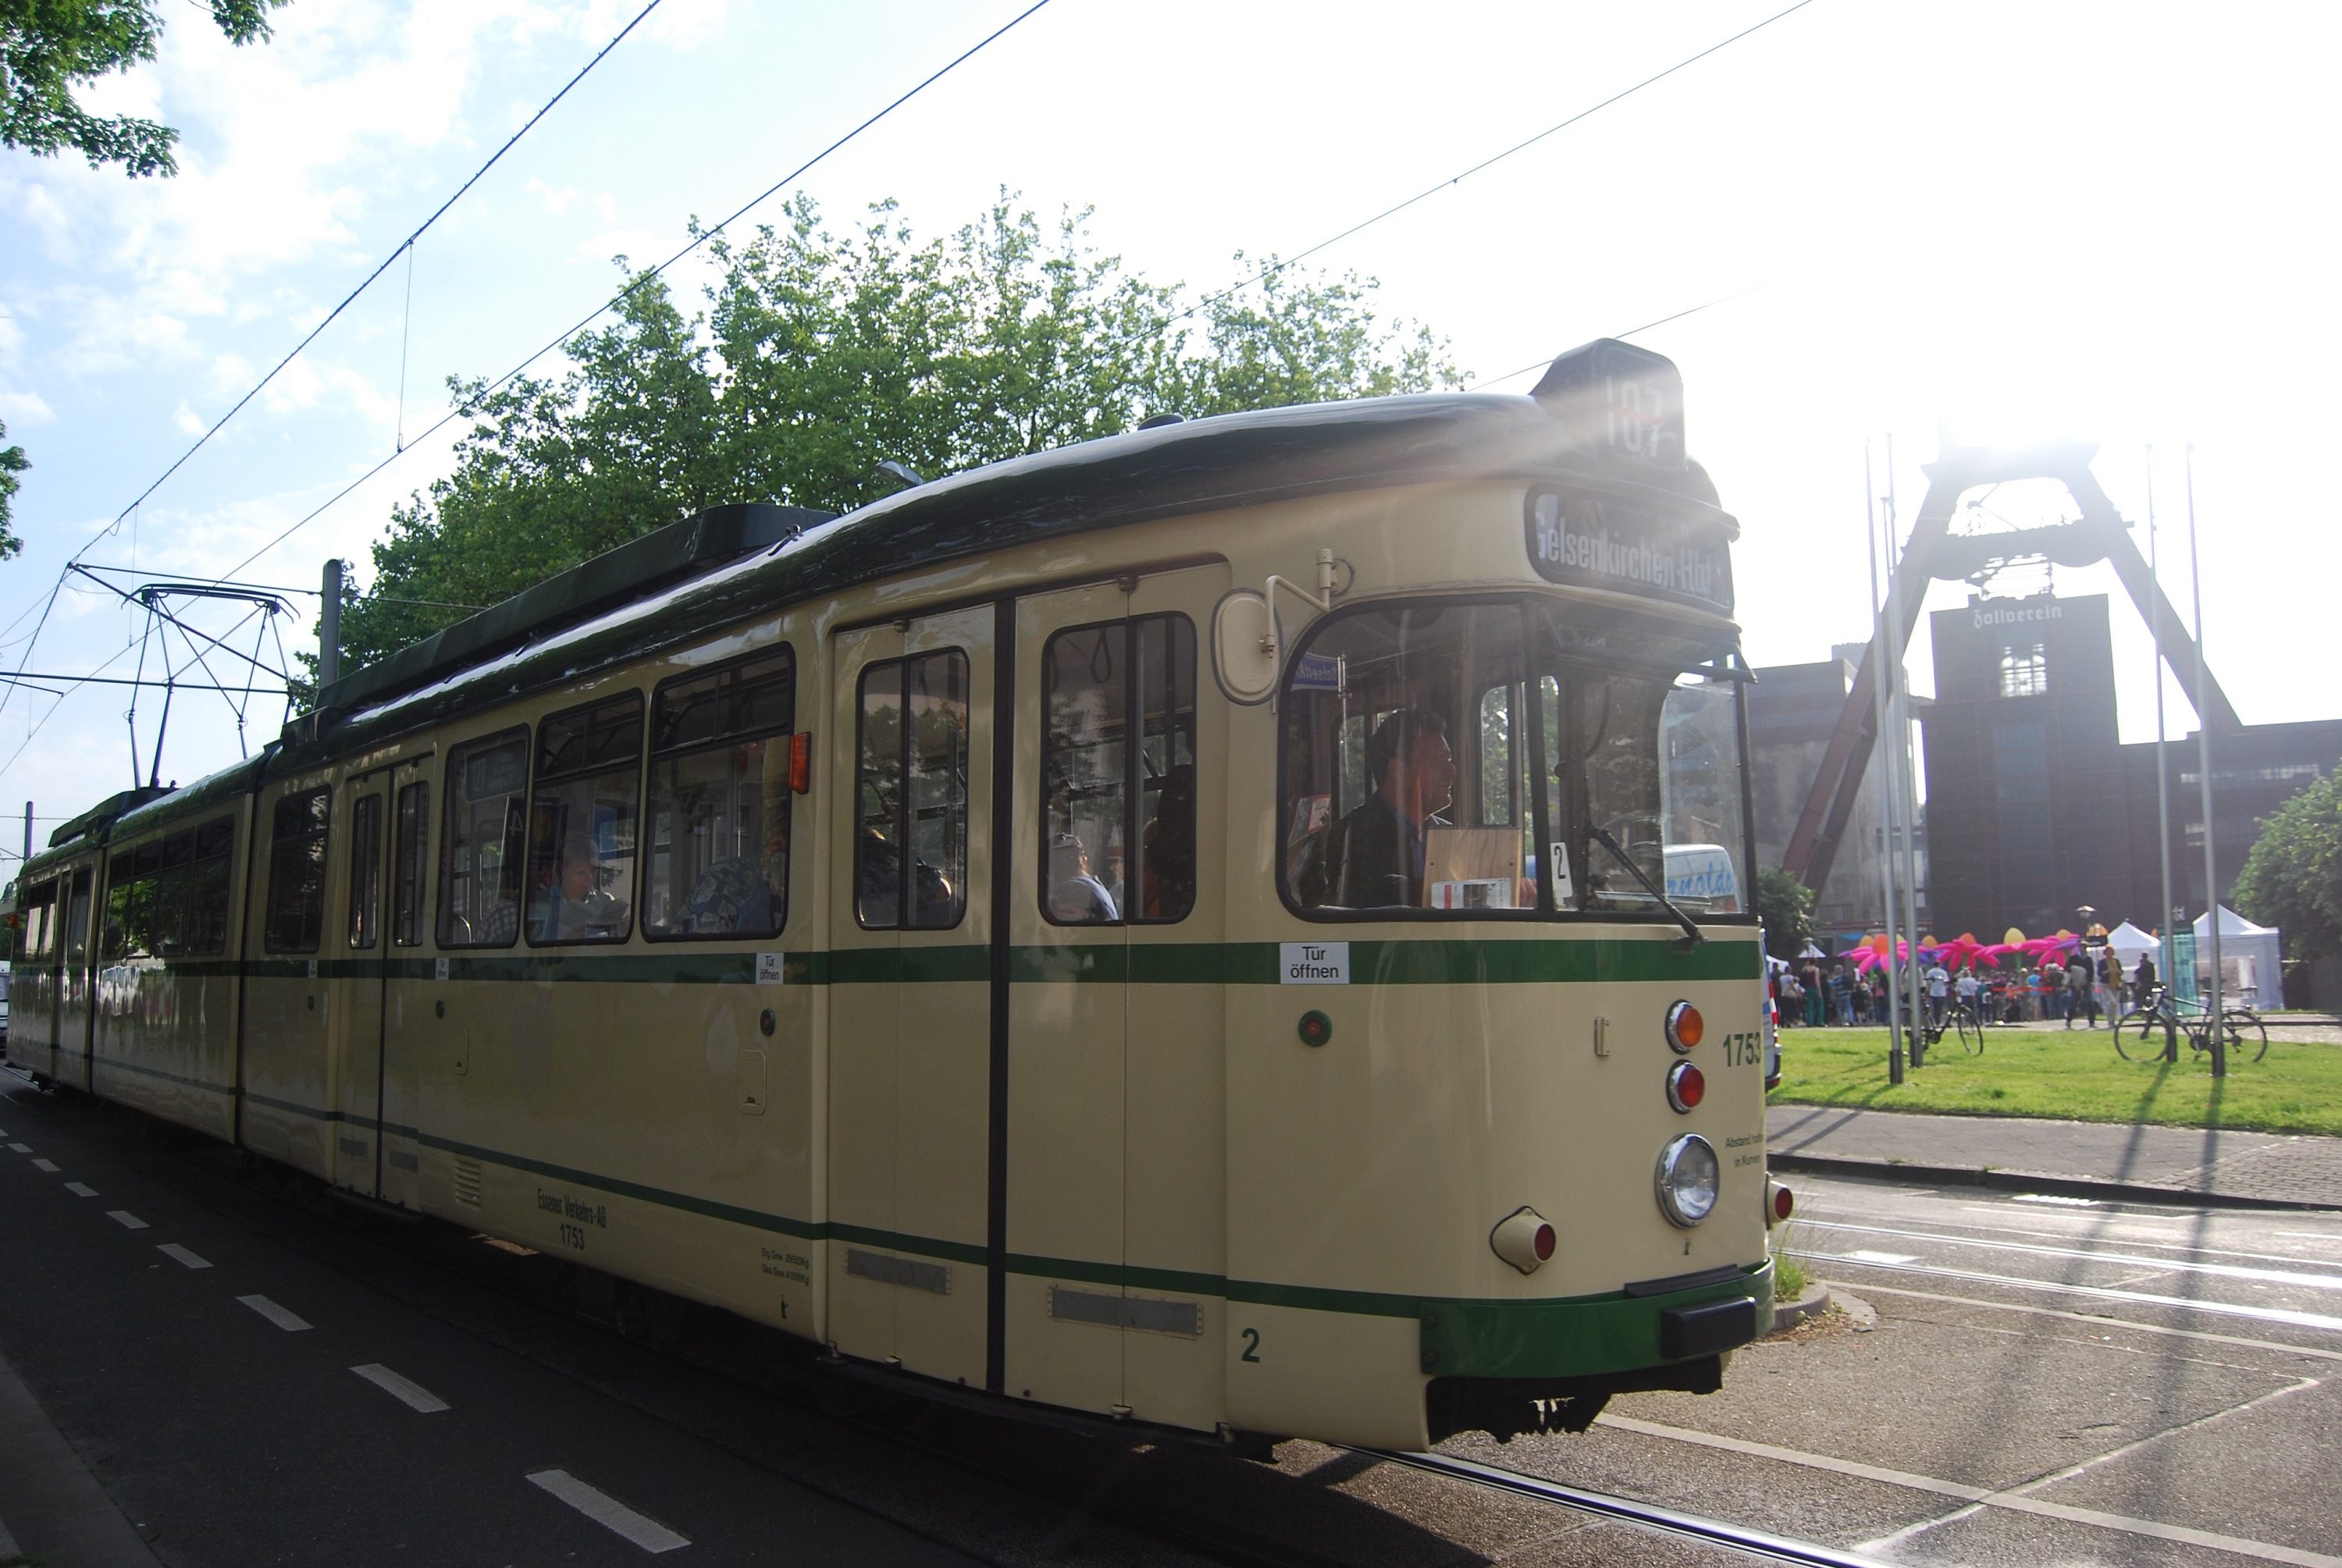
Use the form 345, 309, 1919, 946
19, 371, 1743, 868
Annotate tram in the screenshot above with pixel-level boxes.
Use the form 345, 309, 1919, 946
6, 339, 1781, 1450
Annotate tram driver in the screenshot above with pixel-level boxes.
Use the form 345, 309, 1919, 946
1297, 708, 1457, 908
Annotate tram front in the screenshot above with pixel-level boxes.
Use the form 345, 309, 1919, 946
1222, 340, 1774, 1450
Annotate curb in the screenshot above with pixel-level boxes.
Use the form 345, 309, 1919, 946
1770, 1279, 1830, 1334
1769, 1151, 2342, 1214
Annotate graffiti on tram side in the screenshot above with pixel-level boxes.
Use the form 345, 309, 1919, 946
538, 1188, 607, 1251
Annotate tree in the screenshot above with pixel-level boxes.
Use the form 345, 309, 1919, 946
0, 419, 24, 561
3, 0, 289, 178
2233, 763, 2342, 962
1754, 865, 1816, 962
330, 194, 1461, 674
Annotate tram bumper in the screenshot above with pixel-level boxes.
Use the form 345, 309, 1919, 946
1421, 1257, 1771, 1444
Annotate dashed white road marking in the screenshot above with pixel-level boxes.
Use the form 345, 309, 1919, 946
1845, 1248, 1919, 1266
107, 1210, 148, 1230
1848, 1280, 2342, 1363
5, 1143, 27, 1154
351, 1364, 449, 1413
64, 1182, 95, 1197
30, 1158, 58, 1172
237, 1295, 312, 1332
1799, 1218, 2342, 1291
526, 1470, 689, 1553
157, 1243, 211, 1270
1602, 1412, 2342, 1568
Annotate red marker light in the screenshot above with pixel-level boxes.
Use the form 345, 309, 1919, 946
1666, 1061, 1705, 1113
1773, 1182, 1795, 1223
788, 731, 813, 794
1533, 1222, 1556, 1261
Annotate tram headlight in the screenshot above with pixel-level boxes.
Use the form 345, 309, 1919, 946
1654, 1134, 1721, 1228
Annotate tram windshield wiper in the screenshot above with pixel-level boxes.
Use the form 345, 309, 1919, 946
1585, 823, 1704, 947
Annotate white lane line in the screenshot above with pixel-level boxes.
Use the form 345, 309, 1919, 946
5, 1143, 27, 1154
2010, 1193, 2098, 1207
64, 1182, 95, 1197
237, 1295, 313, 1333
1846, 1280, 2342, 1363
526, 1470, 689, 1554
350, 1364, 449, 1414
1844, 1249, 1919, 1266
1600, 1413, 2342, 1568
1789, 1250, 2342, 1334
1798, 1218, 2342, 1291
29, 1158, 58, 1172
107, 1210, 148, 1230
157, 1243, 211, 1271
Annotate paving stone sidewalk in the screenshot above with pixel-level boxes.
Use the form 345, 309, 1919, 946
1766, 1102, 2342, 1210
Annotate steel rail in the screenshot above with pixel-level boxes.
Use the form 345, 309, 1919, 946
1359, 1447, 1892, 1568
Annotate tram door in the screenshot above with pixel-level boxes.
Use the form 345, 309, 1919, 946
1007, 564, 1227, 1428
828, 607, 995, 1385
330, 769, 393, 1196
56, 864, 94, 1089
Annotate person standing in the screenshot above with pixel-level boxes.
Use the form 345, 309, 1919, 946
1801, 958, 1826, 1028
2132, 950, 2159, 1012
2066, 958, 2093, 1028
1830, 963, 1853, 1026
2041, 956, 2066, 1023
1954, 964, 1982, 1028
1924, 958, 1951, 1028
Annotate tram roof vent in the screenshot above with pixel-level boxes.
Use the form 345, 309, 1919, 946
307, 501, 834, 726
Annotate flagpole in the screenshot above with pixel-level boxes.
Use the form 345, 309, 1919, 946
1866, 440, 1903, 1083
2148, 446, 2177, 1061
2187, 443, 2224, 1075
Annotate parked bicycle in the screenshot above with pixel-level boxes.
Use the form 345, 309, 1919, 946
1901, 997, 1984, 1056
2115, 985, 2269, 1064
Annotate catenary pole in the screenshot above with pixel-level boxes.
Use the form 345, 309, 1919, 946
319, 560, 344, 691
1888, 437, 1924, 1061
1866, 442, 1903, 1081
2187, 445, 2223, 1076
2148, 448, 2178, 1061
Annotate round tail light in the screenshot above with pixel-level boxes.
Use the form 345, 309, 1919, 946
1666, 1061, 1706, 1113
1533, 1221, 1556, 1261
1767, 1178, 1794, 1226
1666, 1001, 1704, 1052
1490, 1205, 1557, 1275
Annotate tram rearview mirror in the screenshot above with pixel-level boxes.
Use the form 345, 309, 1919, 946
1211, 589, 1276, 706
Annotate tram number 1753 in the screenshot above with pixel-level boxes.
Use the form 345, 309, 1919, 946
1720, 1031, 1764, 1068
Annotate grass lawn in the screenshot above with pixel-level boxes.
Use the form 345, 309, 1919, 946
1769, 1024, 2342, 1137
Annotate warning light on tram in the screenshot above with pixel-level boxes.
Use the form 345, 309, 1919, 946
1489, 1206, 1557, 1275
1666, 1061, 1705, 1113
1665, 1001, 1703, 1052
788, 731, 813, 794
1766, 1179, 1794, 1226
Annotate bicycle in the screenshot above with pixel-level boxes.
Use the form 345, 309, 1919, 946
2115, 986, 2269, 1064
1901, 998, 1983, 1056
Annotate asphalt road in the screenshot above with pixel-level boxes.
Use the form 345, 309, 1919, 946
1422, 1172, 2342, 1566
9, 1070, 2339, 1567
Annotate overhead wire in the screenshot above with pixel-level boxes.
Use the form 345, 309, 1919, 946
217, 0, 1055, 581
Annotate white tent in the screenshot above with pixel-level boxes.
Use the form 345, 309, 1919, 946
2105, 920, 2159, 969
2192, 905, 2284, 1008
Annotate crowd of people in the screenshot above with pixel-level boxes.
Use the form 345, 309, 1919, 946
1774, 943, 2159, 1030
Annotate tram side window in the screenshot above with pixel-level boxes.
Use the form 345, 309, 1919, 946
63, 869, 91, 965
154, 830, 193, 955
1282, 603, 1530, 915
392, 782, 429, 947
644, 651, 792, 940
102, 842, 162, 961
186, 818, 234, 955
525, 694, 642, 945
440, 731, 528, 948
347, 795, 383, 950
856, 650, 967, 930
265, 790, 333, 954
1040, 615, 1196, 925
16, 880, 54, 963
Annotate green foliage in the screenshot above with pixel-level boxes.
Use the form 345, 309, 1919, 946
2, 0, 289, 177
1754, 865, 1815, 960
0, 418, 24, 561
2233, 763, 2342, 962
330, 194, 1461, 675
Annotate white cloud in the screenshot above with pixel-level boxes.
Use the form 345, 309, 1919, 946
173, 401, 207, 436
527, 177, 581, 214
595, 190, 616, 223
0, 391, 57, 427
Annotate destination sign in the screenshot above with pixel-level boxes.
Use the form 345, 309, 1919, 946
1524, 489, 1735, 614
1529, 338, 1685, 467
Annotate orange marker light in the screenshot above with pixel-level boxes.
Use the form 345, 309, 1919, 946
1666, 1000, 1704, 1052
788, 731, 813, 795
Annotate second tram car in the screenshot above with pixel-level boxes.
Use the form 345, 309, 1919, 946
8, 339, 1780, 1449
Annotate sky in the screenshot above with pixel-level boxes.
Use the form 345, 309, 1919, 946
0, 0, 2333, 857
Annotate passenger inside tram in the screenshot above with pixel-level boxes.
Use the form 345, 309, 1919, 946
1294, 709, 1457, 908
530, 832, 629, 941
1047, 831, 1119, 923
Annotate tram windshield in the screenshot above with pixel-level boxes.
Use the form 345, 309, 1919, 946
1280, 598, 1749, 920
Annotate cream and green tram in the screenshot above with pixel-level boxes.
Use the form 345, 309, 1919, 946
11, 338, 1775, 1451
